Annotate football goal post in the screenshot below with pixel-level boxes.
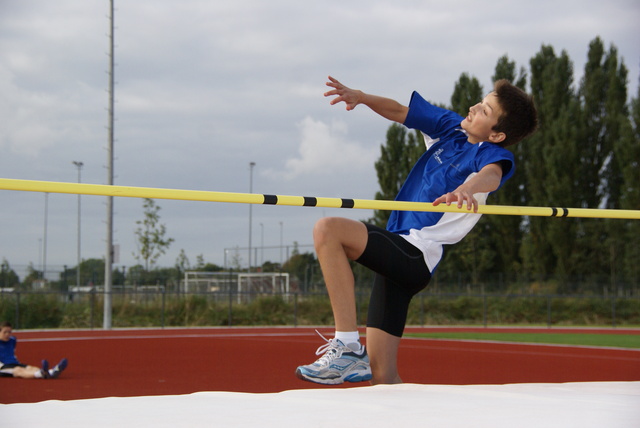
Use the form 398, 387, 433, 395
182, 271, 290, 304
237, 272, 290, 303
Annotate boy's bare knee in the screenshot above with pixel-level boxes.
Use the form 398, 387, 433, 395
314, 217, 367, 261
313, 217, 338, 247
12, 367, 29, 378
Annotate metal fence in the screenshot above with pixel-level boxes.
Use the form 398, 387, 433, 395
1, 288, 638, 330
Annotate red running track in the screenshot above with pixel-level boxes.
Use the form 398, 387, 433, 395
1, 327, 639, 404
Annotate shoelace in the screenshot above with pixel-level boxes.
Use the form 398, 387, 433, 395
313, 330, 344, 366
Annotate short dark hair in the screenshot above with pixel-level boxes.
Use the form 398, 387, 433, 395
492, 80, 538, 147
1, 321, 12, 329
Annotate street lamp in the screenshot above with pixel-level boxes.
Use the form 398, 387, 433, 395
248, 162, 256, 273
279, 221, 283, 267
260, 223, 264, 267
72, 161, 83, 289
42, 193, 48, 284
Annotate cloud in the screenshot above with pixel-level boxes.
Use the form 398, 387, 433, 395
265, 116, 378, 181
1, 0, 639, 269
0, 69, 104, 157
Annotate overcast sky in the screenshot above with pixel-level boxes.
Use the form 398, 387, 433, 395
1, 0, 639, 280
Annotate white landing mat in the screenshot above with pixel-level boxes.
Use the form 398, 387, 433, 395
2, 382, 639, 428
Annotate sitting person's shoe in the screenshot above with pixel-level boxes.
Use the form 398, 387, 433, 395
50, 358, 68, 379
40, 360, 50, 379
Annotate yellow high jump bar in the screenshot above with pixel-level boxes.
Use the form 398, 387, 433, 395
1, 178, 639, 219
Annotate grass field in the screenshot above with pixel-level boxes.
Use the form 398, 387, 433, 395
405, 332, 640, 349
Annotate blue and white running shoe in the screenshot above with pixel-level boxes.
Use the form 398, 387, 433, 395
50, 358, 68, 379
40, 360, 50, 379
296, 331, 372, 385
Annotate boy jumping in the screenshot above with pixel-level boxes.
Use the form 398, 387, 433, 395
296, 76, 537, 385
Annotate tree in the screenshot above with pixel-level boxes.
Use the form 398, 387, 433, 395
174, 249, 191, 286
620, 77, 640, 211
226, 247, 243, 271
175, 249, 190, 272
63, 258, 109, 287
521, 44, 580, 285
195, 254, 205, 270
282, 245, 319, 292
575, 38, 631, 286
450, 72, 483, 116
517, 38, 634, 292
615, 78, 640, 287
579, 37, 629, 209
492, 54, 527, 89
0, 259, 20, 289
22, 263, 42, 289
133, 198, 175, 271
199, 263, 224, 272
127, 264, 145, 286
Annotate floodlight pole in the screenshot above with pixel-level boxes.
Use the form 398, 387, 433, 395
260, 223, 264, 266
42, 193, 48, 283
279, 221, 283, 267
104, 0, 115, 329
72, 161, 83, 290
248, 162, 256, 273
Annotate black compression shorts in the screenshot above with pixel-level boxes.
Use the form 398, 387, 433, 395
355, 223, 431, 337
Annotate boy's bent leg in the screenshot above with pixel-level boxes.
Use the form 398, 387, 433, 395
366, 327, 402, 384
313, 217, 368, 332
296, 218, 370, 385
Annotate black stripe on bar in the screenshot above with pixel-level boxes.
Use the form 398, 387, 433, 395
303, 196, 317, 207
263, 194, 278, 205
561, 208, 569, 217
302, 196, 318, 207
340, 198, 355, 209
551, 207, 558, 217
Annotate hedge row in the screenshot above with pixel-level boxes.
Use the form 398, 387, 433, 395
1, 292, 638, 329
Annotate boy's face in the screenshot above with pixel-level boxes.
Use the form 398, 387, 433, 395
461, 92, 506, 144
0, 326, 11, 342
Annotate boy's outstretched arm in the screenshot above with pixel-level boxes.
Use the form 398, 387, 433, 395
324, 76, 409, 124
432, 162, 503, 212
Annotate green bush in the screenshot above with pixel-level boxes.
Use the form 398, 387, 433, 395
60, 304, 94, 329
164, 295, 209, 326
2, 291, 639, 329
0, 293, 64, 329
0, 294, 17, 324
614, 299, 640, 324
488, 296, 548, 324
296, 294, 334, 326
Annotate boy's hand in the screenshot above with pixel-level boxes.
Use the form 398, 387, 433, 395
433, 187, 479, 212
324, 75, 409, 122
433, 163, 502, 212
324, 76, 361, 110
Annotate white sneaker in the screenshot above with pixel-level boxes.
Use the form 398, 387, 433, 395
295, 331, 372, 385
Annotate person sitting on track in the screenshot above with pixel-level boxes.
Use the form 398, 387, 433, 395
296, 76, 538, 385
0, 321, 68, 379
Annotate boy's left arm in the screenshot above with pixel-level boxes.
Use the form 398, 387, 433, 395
432, 162, 503, 212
